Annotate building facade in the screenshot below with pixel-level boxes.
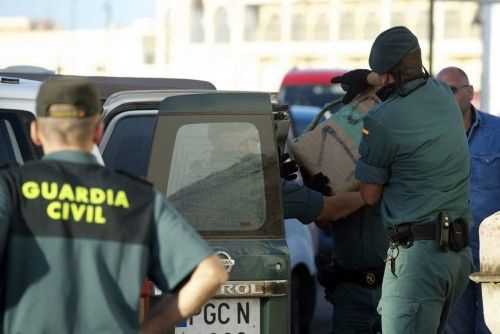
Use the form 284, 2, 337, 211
1, 0, 497, 113
154, 0, 482, 94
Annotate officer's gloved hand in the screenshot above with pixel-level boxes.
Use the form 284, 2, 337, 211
301, 167, 332, 196
331, 69, 372, 104
279, 153, 298, 181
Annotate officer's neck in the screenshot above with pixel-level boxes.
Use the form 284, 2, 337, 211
41, 142, 94, 155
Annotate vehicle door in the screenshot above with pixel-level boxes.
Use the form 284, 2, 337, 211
99, 91, 290, 334
0, 109, 40, 165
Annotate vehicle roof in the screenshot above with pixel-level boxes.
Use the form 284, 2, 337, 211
0, 76, 41, 114
280, 68, 346, 86
0, 72, 216, 100
101, 89, 213, 120
103, 89, 276, 117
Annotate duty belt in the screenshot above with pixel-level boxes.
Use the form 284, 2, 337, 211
389, 214, 469, 251
334, 264, 384, 288
386, 213, 469, 277
389, 223, 436, 247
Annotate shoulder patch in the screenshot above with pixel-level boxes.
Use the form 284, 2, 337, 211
115, 169, 153, 186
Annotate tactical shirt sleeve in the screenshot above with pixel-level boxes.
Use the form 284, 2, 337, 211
149, 190, 213, 292
282, 180, 324, 224
0, 175, 12, 263
355, 115, 396, 184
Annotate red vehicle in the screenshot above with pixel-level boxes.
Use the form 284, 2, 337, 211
278, 68, 346, 108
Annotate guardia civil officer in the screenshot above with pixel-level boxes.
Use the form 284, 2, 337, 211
0, 76, 228, 334
293, 73, 389, 333
337, 26, 472, 333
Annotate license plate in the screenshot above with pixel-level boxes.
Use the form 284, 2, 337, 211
175, 298, 260, 334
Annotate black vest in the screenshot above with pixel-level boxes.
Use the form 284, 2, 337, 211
1, 160, 155, 245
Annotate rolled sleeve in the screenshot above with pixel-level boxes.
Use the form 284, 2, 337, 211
355, 115, 395, 185
282, 180, 324, 224
355, 159, 389, 184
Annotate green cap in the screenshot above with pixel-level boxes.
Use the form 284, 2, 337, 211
369, 26, 420, 74
36, 76, 101, 118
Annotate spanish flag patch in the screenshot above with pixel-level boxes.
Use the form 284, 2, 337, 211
362, 128, 370, 136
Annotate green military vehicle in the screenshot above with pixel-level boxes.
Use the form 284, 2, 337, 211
100, 90, 291, 334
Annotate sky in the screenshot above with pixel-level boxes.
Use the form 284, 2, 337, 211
0, 0, 156, 29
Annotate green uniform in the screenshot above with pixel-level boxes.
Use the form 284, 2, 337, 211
330, 206, 387, 333
0, 151, 212, 334
282, 179, 324, 223
355, 77, 473, 334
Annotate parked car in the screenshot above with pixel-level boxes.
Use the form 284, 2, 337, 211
278, 68, 346, 109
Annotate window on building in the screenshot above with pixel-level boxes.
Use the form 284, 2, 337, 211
313, 14, 329, 41
339, 11, 355, 40
265, 14, 281, 41
363, 12, 380, 39
190, 0, 204, 43
291, 14, 306, 41
214, 7, 230, 43
444, 9, 461, 38
142, 35, 156, 64
244, 5, 259, 41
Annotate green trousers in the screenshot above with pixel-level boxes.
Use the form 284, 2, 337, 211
377, 240, 472, 334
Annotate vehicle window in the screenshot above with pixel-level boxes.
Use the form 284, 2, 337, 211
0, 119, 22, 165
281, 84, 344, 108
101, 115, 156, 176
166, 122, 267, 231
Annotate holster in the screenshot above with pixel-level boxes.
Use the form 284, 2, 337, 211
449, 217, 469, 252
390, 213, 469, 253
315, 253, 338, 302
436, 212, 469, 252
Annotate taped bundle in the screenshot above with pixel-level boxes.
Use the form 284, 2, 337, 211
291, 89, 380, 194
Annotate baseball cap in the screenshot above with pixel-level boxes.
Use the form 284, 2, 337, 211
369, 26, 420, 75
36, 76, 101, 118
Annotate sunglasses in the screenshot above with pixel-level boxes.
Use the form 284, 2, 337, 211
449, 84, 471, 94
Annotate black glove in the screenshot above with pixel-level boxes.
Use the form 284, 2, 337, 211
302, 169, 332, 196
331, 69, 372, 104
279, 153, 298, 181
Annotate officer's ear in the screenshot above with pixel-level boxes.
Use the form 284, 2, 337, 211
30, 120, 43, 146
380, 73, 394, 85
92, 121, 104, 144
